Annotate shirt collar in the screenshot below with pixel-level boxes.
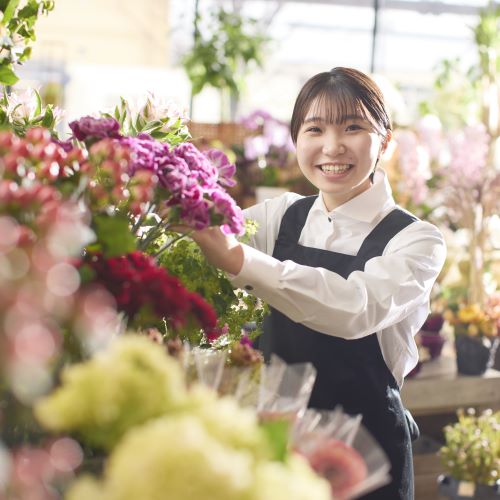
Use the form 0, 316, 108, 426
310, 169, 396, 223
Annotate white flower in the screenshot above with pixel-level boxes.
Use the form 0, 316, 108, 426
7, 88, 39, 122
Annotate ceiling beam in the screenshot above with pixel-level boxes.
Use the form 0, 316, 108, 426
266, 0, 499, 16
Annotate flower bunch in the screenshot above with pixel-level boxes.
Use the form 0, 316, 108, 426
81, 251, 218, 340
34, 336, 331, 500
34, 336, 189, 450
0, 127, 85, 185
234, 109, 295, 189
67, 115, 244, 237
440, 408, 500, 486
444, 303, 498, 338
82, 138, 156, 216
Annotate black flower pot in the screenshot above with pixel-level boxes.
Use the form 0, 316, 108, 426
455, 336, 499, 376
438, 475, 500, 499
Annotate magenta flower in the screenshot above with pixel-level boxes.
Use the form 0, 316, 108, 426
204, 148, 237, 187
69, 116, 121, 142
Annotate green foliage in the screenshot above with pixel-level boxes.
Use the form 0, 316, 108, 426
0, 0, 54, 86
440, 408, 500, 485
91, 214, 137, 258
418, 5, 500, 128
156, 222, 267, 343
259, 419, 290, 463
473, 5, 500, 77
103, 96, 191, 146
182, 8, 269, 97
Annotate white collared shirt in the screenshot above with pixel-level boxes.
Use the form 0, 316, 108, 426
231, 170, 446, 387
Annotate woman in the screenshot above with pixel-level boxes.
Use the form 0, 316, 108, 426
190, 67, 446, 499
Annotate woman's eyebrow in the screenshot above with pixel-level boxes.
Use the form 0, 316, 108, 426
303, 114, 365, 124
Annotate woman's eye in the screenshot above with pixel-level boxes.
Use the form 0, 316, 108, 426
305, 126, 321, 133
345, 124, 362, 132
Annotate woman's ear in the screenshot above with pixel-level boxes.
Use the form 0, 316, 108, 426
381, 130, 392, 154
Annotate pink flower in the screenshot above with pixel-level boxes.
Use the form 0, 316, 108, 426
204, 148, 237, 187
447, 124, 489, 186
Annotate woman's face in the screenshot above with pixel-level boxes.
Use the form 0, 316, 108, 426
295, 98, 389, 211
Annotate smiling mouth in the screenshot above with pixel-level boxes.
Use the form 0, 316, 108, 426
318, 164, 353, 174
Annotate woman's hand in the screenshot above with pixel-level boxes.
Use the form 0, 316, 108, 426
188, 226, 244, 275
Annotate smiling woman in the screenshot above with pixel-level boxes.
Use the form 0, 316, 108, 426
190, 67, 447, 500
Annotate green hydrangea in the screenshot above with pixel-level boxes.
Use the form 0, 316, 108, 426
34, 336, 187, 450
192, 393, 271, 461
252, 454, 331, 500
68, 415, 255, 500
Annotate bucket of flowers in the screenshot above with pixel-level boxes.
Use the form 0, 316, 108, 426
438, 408, 500, 499
444, 301, 499, 376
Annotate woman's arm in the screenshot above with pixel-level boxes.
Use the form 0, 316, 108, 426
191, 227, 244, 275
227, 220, 446, 339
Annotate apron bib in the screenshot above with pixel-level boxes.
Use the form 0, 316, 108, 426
260, 195, 417, 500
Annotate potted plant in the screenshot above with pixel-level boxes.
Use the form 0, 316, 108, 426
419, 312, 446, 359
438, 408, 500, 499
444, 303, 499, 376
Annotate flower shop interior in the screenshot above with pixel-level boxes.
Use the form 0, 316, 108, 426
1, 0, 500, 499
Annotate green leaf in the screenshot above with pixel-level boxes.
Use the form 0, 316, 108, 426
78, 263, 97, 285
93, 214, 136, 258
0, 64, 19, 85
259, 419, 290, 462
41, 105, 54, 128
1, 0, 21, 24
33, 87, 42, 116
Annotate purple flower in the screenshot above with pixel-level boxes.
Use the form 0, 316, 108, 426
69, 116, 121, 142
174, 142, 219, 188
211, 190, 244, 235
52, 137, 74, 152
240, 334, 253, 347
422, 313, 444, 332
263, 119, 292, 150
239, 109, 273, 130
243, 135, 269, 161
204, 148, 237, 187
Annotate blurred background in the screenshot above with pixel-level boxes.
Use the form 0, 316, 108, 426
19, 0, 496, 124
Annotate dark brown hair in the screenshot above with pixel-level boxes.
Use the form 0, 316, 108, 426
290, 67, 391, 144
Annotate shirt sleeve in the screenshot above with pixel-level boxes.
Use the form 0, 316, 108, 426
231, 220, 446, 340
242, 192, 303, 254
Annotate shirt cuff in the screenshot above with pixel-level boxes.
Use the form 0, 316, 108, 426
230, 243, 281, 292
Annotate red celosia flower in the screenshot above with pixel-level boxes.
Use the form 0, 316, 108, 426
85, 251, 217, 334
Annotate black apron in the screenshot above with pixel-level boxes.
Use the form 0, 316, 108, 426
259, 195, 417, 500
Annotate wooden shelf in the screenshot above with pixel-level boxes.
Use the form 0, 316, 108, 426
401, 351, 500, 416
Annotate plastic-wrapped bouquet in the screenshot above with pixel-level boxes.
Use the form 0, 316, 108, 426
189, 353, 392, 499
292, 408, 391, 499
31, 336, 332, 500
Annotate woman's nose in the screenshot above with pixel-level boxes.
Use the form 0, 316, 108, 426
322, 140, 346, 156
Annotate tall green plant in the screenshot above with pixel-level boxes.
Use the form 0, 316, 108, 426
0, 0, 54, 86
419, 4, 500, 133
182, 7, 269, 120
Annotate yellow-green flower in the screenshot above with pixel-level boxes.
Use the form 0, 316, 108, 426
97, 415, 255, 500
252, 454, 330, 500
35, 336, 188, 450
457, 304, 483, 324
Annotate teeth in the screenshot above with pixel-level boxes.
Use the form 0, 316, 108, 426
320, 164, 351, 174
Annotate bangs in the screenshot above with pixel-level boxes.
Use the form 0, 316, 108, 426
307, 87, 374, 127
